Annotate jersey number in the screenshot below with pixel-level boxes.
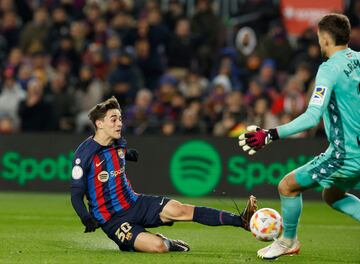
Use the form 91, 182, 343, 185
115, 222, 132, 242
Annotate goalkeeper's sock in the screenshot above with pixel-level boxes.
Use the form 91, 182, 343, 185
331, 193, 360, 221
193, 206, 242, 226
280, 194, 303, 239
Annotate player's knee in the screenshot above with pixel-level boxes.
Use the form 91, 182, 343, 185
174, 204, 193, 219
278, 179, 291, 196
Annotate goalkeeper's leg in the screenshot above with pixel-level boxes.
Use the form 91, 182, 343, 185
323, 185, 360, 221
257, 171, 307, 259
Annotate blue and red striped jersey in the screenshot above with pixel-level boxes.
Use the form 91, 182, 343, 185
71, 137, 139, 224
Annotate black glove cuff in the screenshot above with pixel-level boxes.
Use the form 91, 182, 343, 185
268, 128, 279, 140
125, 149, 138, 162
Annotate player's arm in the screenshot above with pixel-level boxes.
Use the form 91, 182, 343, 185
70, 158, 99, 232
239, 63, 336, 155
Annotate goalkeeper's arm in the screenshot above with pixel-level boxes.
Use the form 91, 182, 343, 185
276, 104, 322, 139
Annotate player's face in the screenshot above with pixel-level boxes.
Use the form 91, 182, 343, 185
317, 30, 328, 58
101, 109, 122, 139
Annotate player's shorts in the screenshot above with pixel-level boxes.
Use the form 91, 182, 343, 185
101, 194, 172, 252
295, 147, 360, 191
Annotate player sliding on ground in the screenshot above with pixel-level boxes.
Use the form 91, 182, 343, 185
71, 96, 257, 253
239, 13, 360, 260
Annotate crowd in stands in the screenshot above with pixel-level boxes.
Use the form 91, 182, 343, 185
0, 0, 359, 137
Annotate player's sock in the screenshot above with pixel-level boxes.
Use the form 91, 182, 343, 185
331, 193, 360, 221
280, 194, 303, 239
193, 206, 242, 226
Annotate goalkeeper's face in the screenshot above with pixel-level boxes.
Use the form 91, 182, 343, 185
317, 30, 329, 59
97, 109, 122, 140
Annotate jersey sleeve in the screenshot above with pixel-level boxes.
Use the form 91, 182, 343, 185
277, 63, 337, 138
70, 150, 91, 222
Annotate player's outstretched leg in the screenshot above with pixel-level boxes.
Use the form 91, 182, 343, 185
192, 195, 257, 231
156, 233, 190, 252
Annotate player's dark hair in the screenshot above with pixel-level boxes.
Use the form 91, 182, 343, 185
318, 13, 351, 45
88, 96, 121, 129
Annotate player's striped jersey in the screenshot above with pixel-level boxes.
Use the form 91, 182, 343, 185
71, 137, 139, 224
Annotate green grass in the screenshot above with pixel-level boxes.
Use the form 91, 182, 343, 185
0, 192, 359, 264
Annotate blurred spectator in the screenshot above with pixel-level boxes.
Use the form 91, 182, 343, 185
46, 72, 76, 131
107, 49, 143, 107
16, 64, 32, 90
191, 0, 223, 76
0, 66, 26, 128
30, 51, 55, 87
166, 18, 194, 80
47, 7, 70, 53
248, 97, 278, 129
69, 20, 89, 54
163, 0, 184, 31
52, 35, 81, 77
75, 65, 105, 133
258, 23, 293, 71
0, 114, 15, 134
179, 108, 205, 135
135, 38, 164, 90
179, 70, 209, 99
18, 79, 55, 131
5, 47, 23, 75
0, 10, 21, 50
19, 7, 50, 54
124, 88, 156, 135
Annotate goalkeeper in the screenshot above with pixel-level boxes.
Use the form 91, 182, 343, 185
239, 13, 360, 260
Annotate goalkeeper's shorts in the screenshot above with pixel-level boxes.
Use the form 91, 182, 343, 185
294, 147, 360, 191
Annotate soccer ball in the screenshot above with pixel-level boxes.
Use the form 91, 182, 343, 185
250, 208, 283, 241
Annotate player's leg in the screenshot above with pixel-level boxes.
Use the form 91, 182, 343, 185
323, 183, 360, 221
160, 196, 257, 231
258, 168, 315, 260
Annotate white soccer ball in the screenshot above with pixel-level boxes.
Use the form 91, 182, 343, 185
250, 208, 283, 241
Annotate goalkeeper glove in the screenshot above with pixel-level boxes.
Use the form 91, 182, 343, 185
82, 215, 100, 233
125, 148, 138, 162
238, 125, 279, 155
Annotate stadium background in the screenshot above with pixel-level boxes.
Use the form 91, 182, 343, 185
0, 0, 358, 197
0, 1, 359, 263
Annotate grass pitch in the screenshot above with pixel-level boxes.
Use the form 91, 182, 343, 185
0, 192, 359, 264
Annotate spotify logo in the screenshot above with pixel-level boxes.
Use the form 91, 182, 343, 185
170, 140, 222, 197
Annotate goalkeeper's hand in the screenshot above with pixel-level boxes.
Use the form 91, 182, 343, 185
81, 215, 100, 233
125, 148, 138, 162
238, 125, 279, 155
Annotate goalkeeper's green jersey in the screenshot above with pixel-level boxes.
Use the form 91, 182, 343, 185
277, 48, 360, 159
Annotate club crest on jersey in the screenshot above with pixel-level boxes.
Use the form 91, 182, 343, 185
117, 149, 125, 159
98, 171, 109, 182
311, 86, 327, 106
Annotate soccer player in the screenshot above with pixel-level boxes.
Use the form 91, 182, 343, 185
239, 13, 360, 260
71, 96, 257, 253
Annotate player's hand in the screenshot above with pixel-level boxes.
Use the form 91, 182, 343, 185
82, 216, 100, 233
238, 125, 279, 155
125, 148, 138, 162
